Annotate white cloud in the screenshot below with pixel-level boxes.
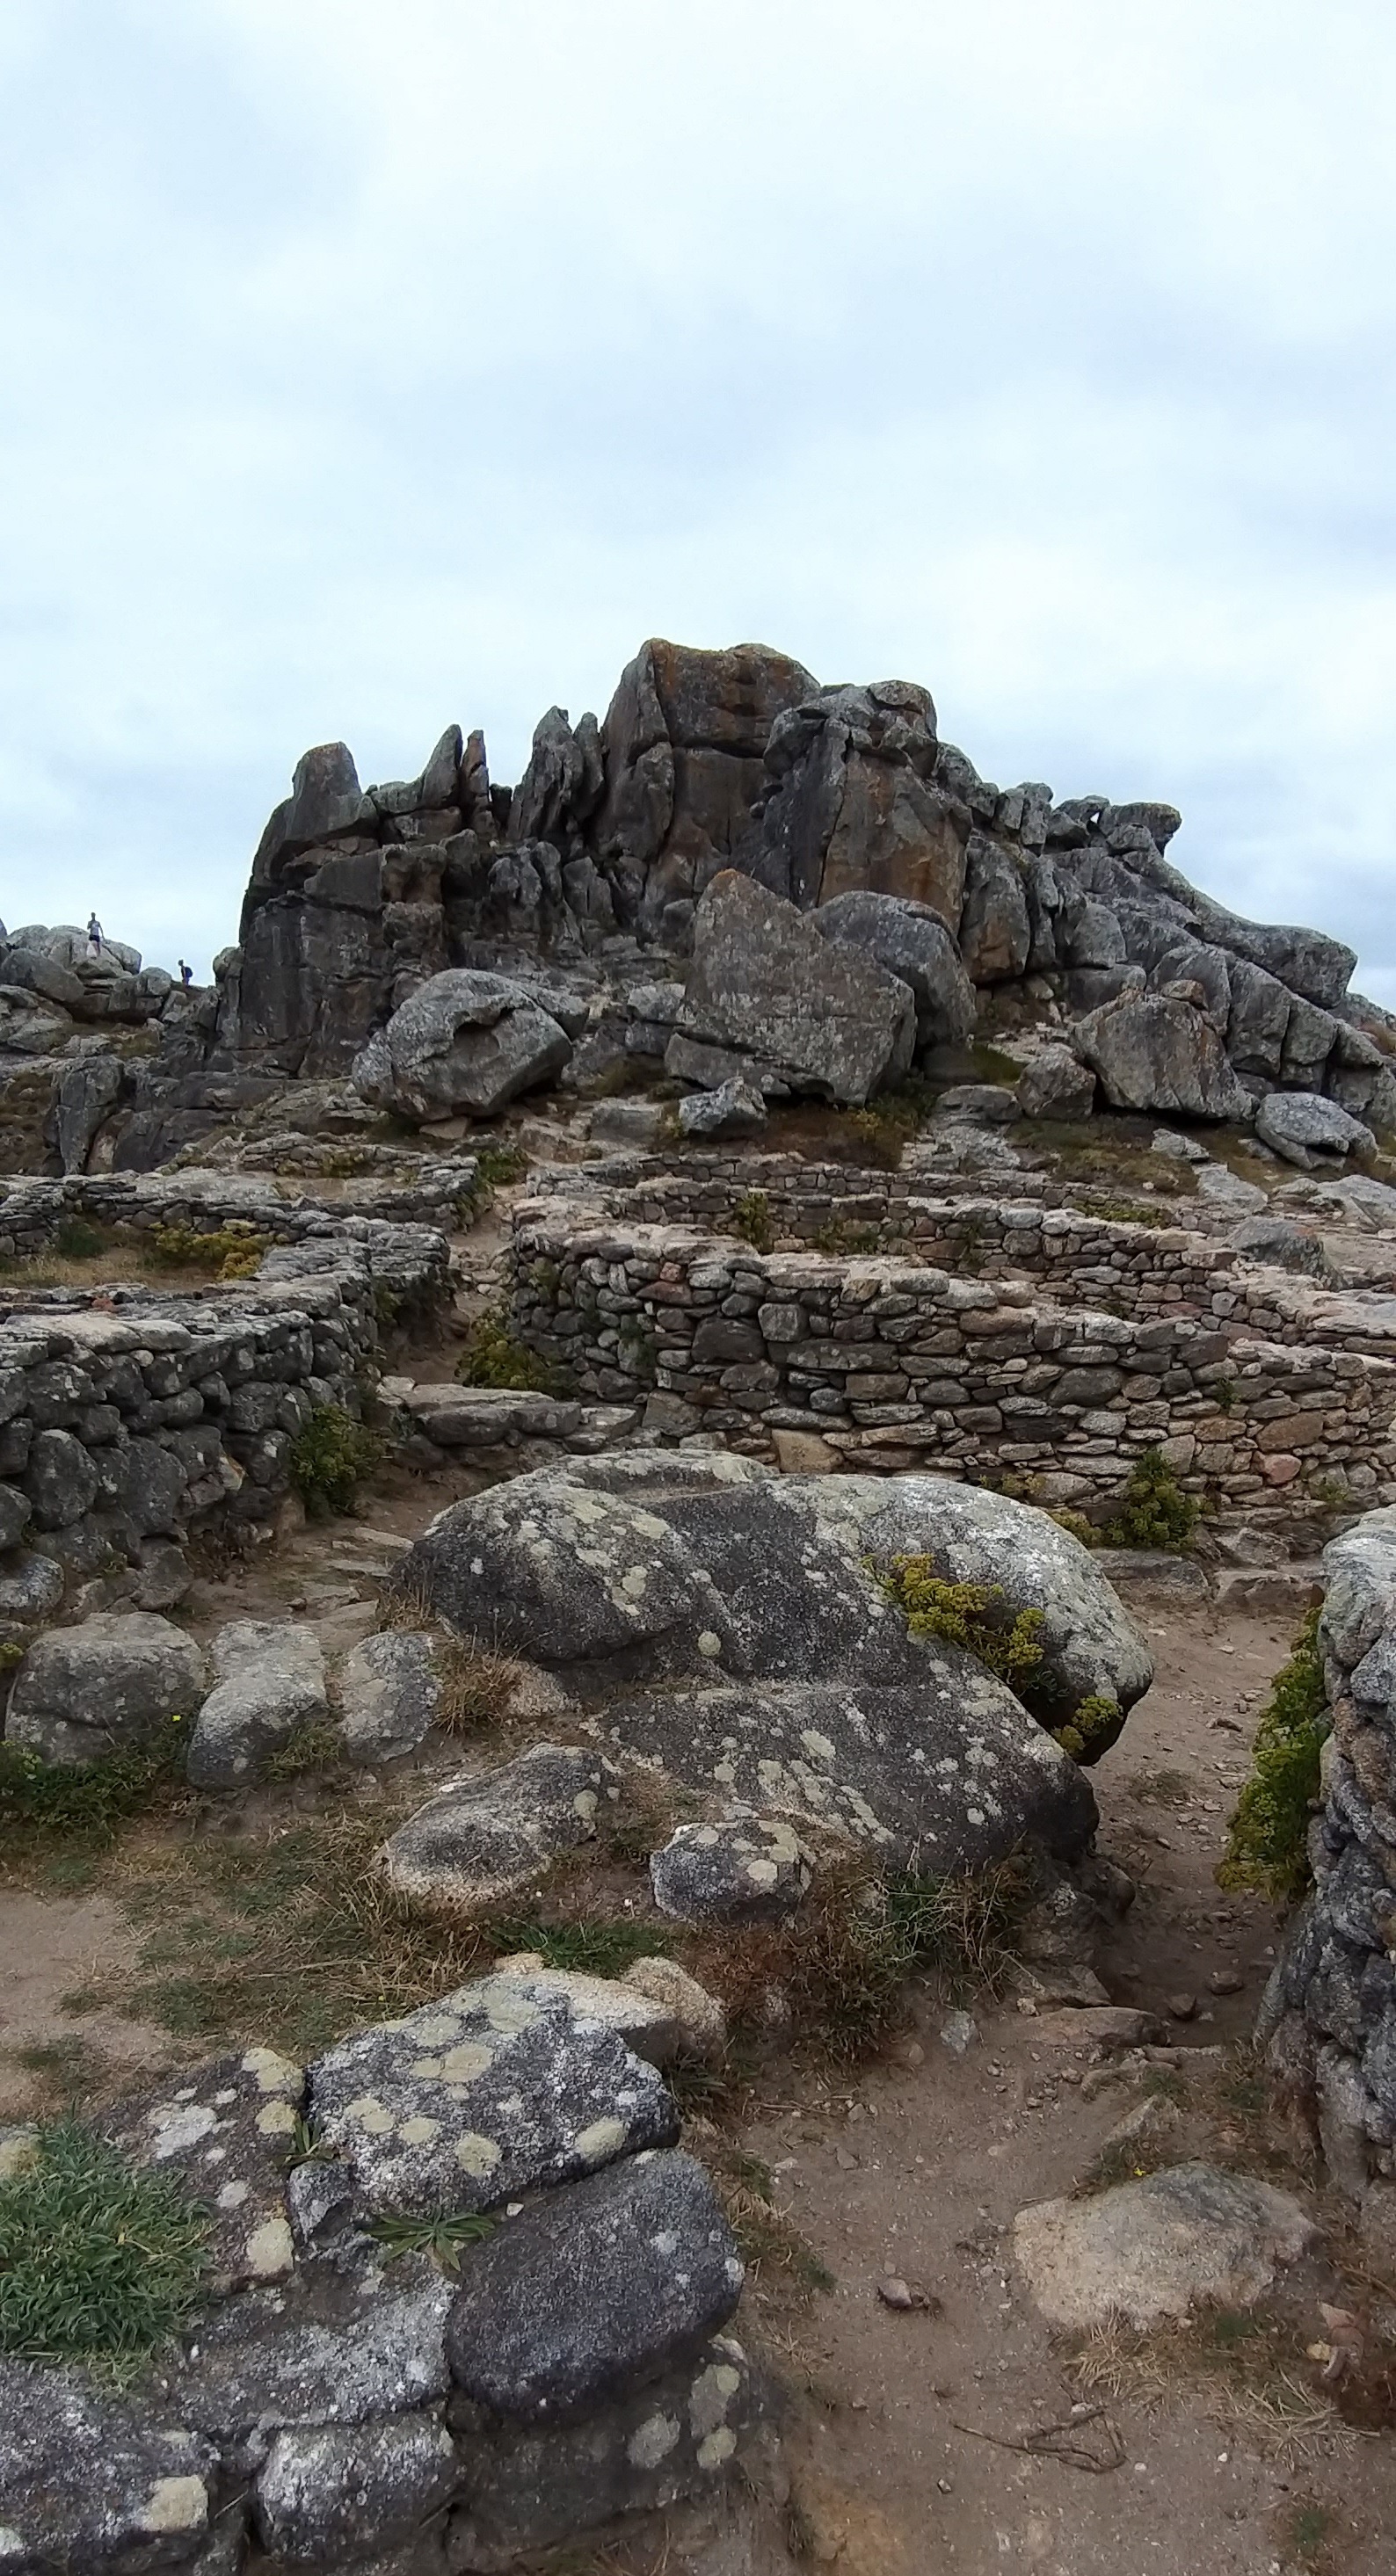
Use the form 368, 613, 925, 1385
1, 0, 1393, 989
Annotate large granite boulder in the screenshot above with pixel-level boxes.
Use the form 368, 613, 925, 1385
392, 1454, 1151, 1868
957, 834, 1032, 984
5, 1609, 207, 1766
665, 871, 916, 1105
734, 680, 964, 924
1072, 990, 1254, 1121
1255, 1089, 1375, 1168
445, 2148, 744, 2427
593, 638, 818, 935
185, 1619, 327, 1789
813, 889, 975, 1047
351, 969, 572, 1121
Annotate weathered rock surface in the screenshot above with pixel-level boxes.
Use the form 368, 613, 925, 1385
172, 2266, 455, 2438
675, 1077, 768, 1141
337, 1629, 440, 1765
1255, 1089, 1375, 1168
381, 1743, 621, 1912
352, 970, 572, 1122
650, 1817, 812, 1922
448, 2333, 760, 2572
1014, 1046, 1096, 1121
446, 2149, 744, 2427
1232, 1215, 1332, 1277
666, 873, 916, 1106
1072, 991, 1253, 1121
185, 1618, 327, 1789
735, 678, 959, 919
254, 2414, 459, 2564
1012, 2161, 1316, 2328
4, 1608, 207, 1766
467, 1956, 709, 2071
0, 2355, 218, 2572
104, 2045, 303, 2290
307, 1981, 679, 2219
813, 890, 975, 1046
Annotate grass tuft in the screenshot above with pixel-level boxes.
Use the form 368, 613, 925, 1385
0, 2117, 207, 2376
1218, 1609, 1329, 1901
1104, 1446, 1198, 1552
455, 1302, 562, 1392
289, 1404, 384, 1516
0, 1722, 187, 1848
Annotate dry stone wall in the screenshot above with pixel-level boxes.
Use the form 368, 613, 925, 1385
507, 1203, 1396, 1527
0, 1223, 450, 1624
0, 1161, 480, 1260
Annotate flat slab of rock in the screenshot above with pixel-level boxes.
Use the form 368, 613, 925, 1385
676, 1076, 767, 1140
401, 1383, 583, 1447
0, 2355, 217, 2572
469, 1956, 707, 2070
446, 2148, 744, 2427
307, 1981, 679, 2219
337, 1628, 440, 1765
104, 2044, 304, 2291
650, 1817, 812, 1922
4, 1608, 207, 1766
381, 1742, 621, 1912
1012, 2160, 1317, 2328
185, 1618, 327, 1788
448, 2331, 760, 2572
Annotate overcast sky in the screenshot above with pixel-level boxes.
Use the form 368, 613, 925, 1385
3, 0, 1393, 995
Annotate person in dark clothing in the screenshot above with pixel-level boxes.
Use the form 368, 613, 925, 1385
86, 912, 103, 954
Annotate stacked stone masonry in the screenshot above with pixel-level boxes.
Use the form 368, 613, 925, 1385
0, 1161, 480, 1260
0, 1218, 451, 1619
1261, 1507, 1396, 2194
508, 1203, 1396, 1525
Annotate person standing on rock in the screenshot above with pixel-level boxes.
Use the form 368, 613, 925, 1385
86, 911, 103, 956
178, 959, 193, 987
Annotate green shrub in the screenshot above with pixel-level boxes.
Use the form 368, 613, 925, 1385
455, 1303, 561, 1392
1051, 1692, 1123, 1762
289, 1404, 383, 1515
1218, 1610, 1329, 1901
1104, 1448, 1198, 1552
0, 2118, 207, 2375
732, 1190, 774, 1252
148, 1223, 269, 1281
0, 1722, 187, 1842
811, 1217, 880, 1255
1048, 1506, 1102, 1549
880, 1564, 1048, 1699
472, 1142, 528, 1198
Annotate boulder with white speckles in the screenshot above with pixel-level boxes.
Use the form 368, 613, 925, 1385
446, 2148, 744, 2427
171, 2261, 455, 2446
103, 2044, 304, 2291
445, 2332, 761, 2572
336, 1627, 440, 1765
379, 1742, 622, 1913
184, 1618, 328, 1789
254, 2413, 459, 2563
306, 1980, 679, 2222
649, 1816, 813, 1922
0, 2355, 218, 2572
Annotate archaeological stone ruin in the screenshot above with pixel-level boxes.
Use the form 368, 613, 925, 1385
3, 636, 1396, 2570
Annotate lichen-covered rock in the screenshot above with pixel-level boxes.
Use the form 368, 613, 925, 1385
254, 2414, 458, 2564
1072, 990, 1253, 1121
307, 1982, 679, 2220
446, 2332, 760, 2572
1255, 1089, 1375, 1168
462, 1958, 701, 2072
813, 890, 975, 1047
103, 2045, 303, 2292
398, 1455, 1150, 1743
666, 872, 915, 1107
337, 1629, 440, 1766
381, 1744, 621, 1912
4, 1608, 207, 1766
1012, 2161, 1316, 2329
650, 1818, 812, 1923
595, 1673, 1094, 1872
0, 1549, 64, 1622
172, 2263, 455, 2443
352, 970, 571, 1123
0, 2355, 217, 2572
1014, 1046, 1096, 1121
446, 2149, 743, 2427
185, 1618, 327, 1789
675, 1077, 767, 1141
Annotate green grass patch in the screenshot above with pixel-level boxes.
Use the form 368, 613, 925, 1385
0, 2118, 207, 2376
485, 1915, 675, 1977
731, 1189, 774, 1252
1218, 1610, 1329, 1901
0, 1722, 187, 1849
367, 2209, 496, 2273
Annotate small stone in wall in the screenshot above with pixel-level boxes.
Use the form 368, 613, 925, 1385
254, 2414, 458, 2565
103, 2045, 304, 2292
